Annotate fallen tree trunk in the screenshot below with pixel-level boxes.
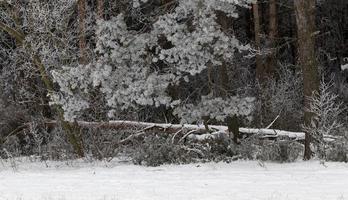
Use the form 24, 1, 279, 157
46, 120, 217, 134
43, 120, 339, 142
239, 128, 305, 140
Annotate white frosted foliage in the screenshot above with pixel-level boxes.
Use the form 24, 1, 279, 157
51, 0, 254, 122
174, 94, 255, 124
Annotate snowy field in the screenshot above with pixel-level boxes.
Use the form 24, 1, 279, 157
0, 158, 347, 200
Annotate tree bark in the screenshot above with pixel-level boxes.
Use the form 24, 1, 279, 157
267, 0, 277, 76
253, 1, 264, 82
96, 0, 104, 20
78, 0, 87, 64
294, 0, 319, 160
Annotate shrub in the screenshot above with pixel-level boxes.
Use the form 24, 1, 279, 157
131, 133, 238, 166
302, 80, 346, 159
255, 64, 303, 130
132, 135, 199, 166
325, 141, 348, 162
236, 135, 260, 160
256, 140, 303, 162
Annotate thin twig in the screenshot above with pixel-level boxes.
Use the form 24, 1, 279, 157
265, 114, 280, 129
171, 128, 183, 144
118, 125, 156, 144
178, 130, 197, 143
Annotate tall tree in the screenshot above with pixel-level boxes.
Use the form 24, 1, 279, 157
294, 0, 319, 160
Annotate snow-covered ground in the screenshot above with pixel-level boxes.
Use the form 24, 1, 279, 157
0, 158, 347, 200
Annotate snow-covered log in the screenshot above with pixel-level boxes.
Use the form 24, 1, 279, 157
238, 128, 305, 140
46, 120, 223, 134
237, 128, 340, 142
43, 120, 339, 142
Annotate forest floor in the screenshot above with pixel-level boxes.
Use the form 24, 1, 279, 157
0, 158, 347, 200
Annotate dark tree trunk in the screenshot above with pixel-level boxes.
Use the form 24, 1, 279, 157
253, 1, 264, 82
226, 116, 240, 144
267, 0, 277, 76
294, 0, 319, 160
